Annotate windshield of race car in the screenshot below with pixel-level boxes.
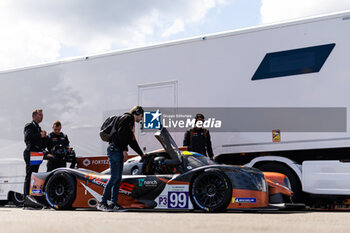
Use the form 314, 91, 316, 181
180, 152, 216, 172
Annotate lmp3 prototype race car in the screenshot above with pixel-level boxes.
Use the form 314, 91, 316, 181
27, 127, 298, 212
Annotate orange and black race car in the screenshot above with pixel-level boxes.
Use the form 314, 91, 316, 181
27, 127, 302, 212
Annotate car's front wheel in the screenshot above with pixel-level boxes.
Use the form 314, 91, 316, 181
190, 170, 232, 212
45, 171, 76, 210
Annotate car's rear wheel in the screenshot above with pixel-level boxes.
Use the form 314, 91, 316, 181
45, 171, 76, 210
190, 170, 232, 212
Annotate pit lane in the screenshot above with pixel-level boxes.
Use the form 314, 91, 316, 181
1, 206, 350, 233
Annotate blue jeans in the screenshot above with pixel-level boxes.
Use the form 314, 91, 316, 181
101, 145, 124, 205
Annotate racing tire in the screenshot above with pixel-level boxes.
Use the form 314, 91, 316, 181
190, 170, 232, 212
256, 162, 303, 203
45, 171, 76, 210
10, 192, 24, 206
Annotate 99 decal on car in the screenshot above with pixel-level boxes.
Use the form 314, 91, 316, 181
156, 192, 189, 209
155, 185, 193, 209
168, 192, 188, 208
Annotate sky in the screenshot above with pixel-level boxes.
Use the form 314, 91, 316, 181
0, 0, 350, 71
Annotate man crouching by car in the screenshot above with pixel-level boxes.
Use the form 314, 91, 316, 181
97, 106, 145, 212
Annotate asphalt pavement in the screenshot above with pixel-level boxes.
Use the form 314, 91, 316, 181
0, 206, 350, 233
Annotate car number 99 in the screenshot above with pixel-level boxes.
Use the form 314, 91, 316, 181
168, 192, 188, 208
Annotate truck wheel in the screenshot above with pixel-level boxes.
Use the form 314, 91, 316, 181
0, 200, 8, 206
257, 162, 303, 203
45, 171, 76, 210
190, 170, 232, 212
10, 192, 24, 206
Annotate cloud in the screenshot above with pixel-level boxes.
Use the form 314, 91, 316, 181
260, 0, 350, 24
0, 0, 227, 71
161, 19, 185, 38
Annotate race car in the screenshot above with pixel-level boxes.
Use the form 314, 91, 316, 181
27, 127, 298, 212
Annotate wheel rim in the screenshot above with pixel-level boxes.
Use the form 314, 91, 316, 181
193, 174, 228, 208
47, 176, 73, 205
131, 167, 139, 175
55, 184, 65, 196
14, 193, 24, 203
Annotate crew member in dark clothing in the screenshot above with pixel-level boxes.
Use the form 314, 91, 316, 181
97, 106, 145, 212
183, 113, 214, 159
23, 109, 47, 197
46, 120, 74, 171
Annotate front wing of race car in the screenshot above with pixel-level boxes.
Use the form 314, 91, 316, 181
28, 165, 296, 212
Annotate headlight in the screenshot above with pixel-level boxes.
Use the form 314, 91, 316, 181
283, 177, 292, 190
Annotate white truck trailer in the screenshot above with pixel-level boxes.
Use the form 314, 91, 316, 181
1, 10, 350, 207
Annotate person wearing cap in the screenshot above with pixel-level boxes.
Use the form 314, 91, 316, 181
97, 105, 145, 212
183, 113, 214, 160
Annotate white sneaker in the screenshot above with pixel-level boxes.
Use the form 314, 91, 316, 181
96, 203, 112, 212
111, 204, 127, 212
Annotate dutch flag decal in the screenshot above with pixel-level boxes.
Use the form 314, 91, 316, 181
30, 152, 44, 165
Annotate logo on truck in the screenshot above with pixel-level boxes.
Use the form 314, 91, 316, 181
143, 108, 222, 130
143, 110, 162, 129
83, 159, 91, 167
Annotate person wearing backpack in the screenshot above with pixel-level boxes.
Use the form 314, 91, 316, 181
183, 113, 214, 160
97, 105, 145, 212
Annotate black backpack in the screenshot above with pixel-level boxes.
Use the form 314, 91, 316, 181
99, 115, 120, 142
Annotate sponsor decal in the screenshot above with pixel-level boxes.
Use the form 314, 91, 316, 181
30, 190, 42, 195
83, 159, 91, 167
91, 160, 109, 165
84, 173, 108, 186
168, 192, 189, 209
138, 178, 158, 187
81, 181, 135, 202
272, 129, 281, 142
143, 110, 162, 129
120, 183, 135, 195
157, 195, 168, 208
82, 159, 109, 167
232, 198, 257, 203
93, 179, 108, 187
169, 185, 187, 192
144, 180, 157, 187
